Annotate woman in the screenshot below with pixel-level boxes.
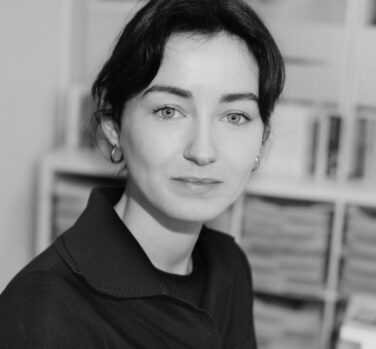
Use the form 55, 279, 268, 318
0, 0, 284, 347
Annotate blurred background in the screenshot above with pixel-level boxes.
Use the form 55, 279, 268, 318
0, 0, 66, 291
2, 0, 376, 348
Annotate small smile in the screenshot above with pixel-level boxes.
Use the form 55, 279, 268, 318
171, 177, 223, 195
172, 177, 223, 185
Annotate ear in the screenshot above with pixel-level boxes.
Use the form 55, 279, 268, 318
101, 118, 120, 145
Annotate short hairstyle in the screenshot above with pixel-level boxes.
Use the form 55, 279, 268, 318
92, 0, 285, 135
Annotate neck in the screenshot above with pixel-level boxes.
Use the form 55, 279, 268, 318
115, 192, 202, 275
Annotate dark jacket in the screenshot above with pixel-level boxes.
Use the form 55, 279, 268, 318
0, 187, 257, 348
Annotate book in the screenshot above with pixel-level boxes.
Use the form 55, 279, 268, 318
349, 108, 376, 181
326, 114, 342, 178
363, 111, 376, 182
254, 296, 321, 349
242, 196, 331, 294
342, 205, 376, 294
350, 116, 367, 178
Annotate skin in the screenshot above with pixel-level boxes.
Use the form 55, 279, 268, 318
102, 32, 264, 274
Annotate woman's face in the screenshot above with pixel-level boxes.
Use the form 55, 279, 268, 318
117, 33, 264, 224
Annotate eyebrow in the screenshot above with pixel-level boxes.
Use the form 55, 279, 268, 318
143, 84, 259, 103
220, 93, 259, 104
143, 85, 193, 99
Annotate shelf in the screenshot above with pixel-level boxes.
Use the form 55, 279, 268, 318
41, 148, 123, 178
343, 181, 376, 207
255, 288, 342, 306
254, 285, 327, 303
247, 175, 376, 206
246, 176, 339, 202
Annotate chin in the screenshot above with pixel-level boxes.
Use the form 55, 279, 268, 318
162, 200, 230, 224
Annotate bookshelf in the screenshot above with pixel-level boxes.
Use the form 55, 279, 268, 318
36, 0, 376, 349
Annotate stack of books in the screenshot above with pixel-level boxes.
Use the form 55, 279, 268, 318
241, 196, 332, 296
342, 206, 376, 295
254, 296, 321, 349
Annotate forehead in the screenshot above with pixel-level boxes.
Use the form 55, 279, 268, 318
150, 32, 259, 93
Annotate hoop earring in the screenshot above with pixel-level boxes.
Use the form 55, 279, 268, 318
252, 153, 260, 172
110, 144, 124, 163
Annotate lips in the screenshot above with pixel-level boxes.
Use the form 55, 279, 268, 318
172, 177, 222, 185
170, 177, 223, 195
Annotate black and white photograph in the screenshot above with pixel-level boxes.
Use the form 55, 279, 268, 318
1, 0, 376, 348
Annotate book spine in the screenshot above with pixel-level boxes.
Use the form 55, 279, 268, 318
308, 114, 319, 176
326, 114, 342, 179
364, 115, 376, 181
351, 116, 367, 179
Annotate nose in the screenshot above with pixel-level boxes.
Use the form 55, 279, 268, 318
183, 121, 217, 166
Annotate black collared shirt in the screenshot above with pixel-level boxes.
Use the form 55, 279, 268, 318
0, 187, 257, 348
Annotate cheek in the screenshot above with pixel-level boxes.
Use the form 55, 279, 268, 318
121, 123, 179, 171
228, 148, 256, 185
221, 131, 263, 175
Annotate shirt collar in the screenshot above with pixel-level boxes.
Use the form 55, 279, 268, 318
54, 186, 232, 299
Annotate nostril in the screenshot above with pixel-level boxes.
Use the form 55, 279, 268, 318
183, 122, 217, 165
183, 145, 216, 166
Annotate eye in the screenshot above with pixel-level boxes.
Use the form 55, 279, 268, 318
153, 105, 184, 120
221, 112, 251, 125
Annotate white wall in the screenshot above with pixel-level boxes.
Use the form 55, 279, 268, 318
0, 0, 64, 291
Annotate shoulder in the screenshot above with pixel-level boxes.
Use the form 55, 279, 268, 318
202, 226, 247, 259
0, 242, 94, 315
201, 226, 252, 278
0, 272, 65, 344
0, 248, 100, 347
1, 269, 76, 314
1, 244, 81, 306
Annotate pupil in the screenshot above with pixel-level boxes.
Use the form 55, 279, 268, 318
164, 109, 173, 116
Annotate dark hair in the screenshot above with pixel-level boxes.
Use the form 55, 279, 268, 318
92, 0, 285, 135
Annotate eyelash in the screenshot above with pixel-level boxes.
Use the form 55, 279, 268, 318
152, 105, 182, 120
152, 105, 252, 125
221, 112, 251, 126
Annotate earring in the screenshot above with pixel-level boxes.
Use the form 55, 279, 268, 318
252, 153, 260, 172
110, 144, 124, 163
